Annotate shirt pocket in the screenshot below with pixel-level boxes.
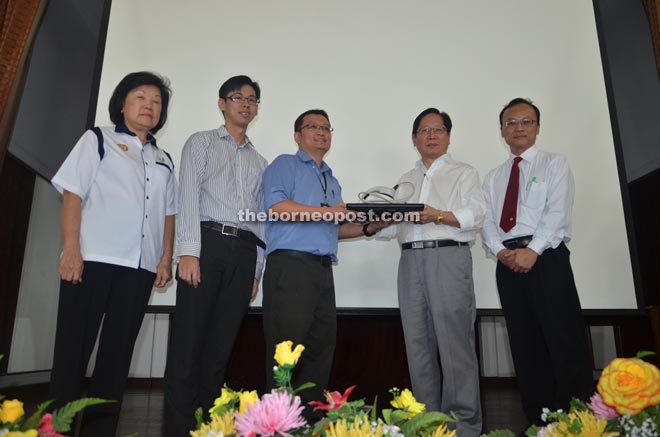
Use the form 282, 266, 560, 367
246, 167, 264, 202
524, 181, 547, 209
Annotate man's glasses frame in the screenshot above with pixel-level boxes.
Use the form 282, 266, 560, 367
224, 95, 260, 105
503, 119, 537, 129
301, 124, 334, 133
416, 127, 447, 137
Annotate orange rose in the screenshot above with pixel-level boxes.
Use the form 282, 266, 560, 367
597, 357, 660, 415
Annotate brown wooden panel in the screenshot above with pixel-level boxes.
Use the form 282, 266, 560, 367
224, 312, 410, 406
0, 0, 47, 173
643, 0, 660, 75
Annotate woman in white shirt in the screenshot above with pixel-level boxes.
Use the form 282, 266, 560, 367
49, 71, 178, 437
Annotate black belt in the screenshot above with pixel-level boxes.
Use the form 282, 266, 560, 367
401, 240, 467, 251
502, 235, 533, 249
269, 249, 332, 267
201, 221, 266, 250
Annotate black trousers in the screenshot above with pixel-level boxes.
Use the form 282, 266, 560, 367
496, 243, 593, 425
164, 228, 256, 437
262, 250, 336, 418
48, 261, 155, 437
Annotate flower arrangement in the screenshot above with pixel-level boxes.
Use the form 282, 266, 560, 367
0, 355, 108, 437
192, 342, 456, 437
191, 341, 310, 437
482, 352, 660, 437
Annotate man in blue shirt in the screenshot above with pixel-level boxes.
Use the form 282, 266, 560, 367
261, 109, 378, 413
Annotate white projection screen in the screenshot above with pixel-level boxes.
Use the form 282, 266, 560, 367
94, 0, 636, 310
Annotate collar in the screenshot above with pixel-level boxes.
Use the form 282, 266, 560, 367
296, 149, 331, 173
218, 125, 253, 149
415, 153, 451, 174
115, 124, 158, 147
510, 145, 538, 163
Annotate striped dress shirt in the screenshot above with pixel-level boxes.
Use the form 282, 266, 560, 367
176, 125, 267, 278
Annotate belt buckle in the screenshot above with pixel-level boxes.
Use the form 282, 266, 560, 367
412, 241, 424, 249
221, 224, 239, 237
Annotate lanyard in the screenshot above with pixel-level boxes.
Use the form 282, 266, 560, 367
314, 167, 329, 206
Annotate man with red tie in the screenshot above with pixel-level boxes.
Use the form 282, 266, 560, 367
481, 98, 592, 426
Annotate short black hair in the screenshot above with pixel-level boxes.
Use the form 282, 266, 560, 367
499, 97, 541, 129
218, 75, 261, 100
294, 109, 330, 132
412, 108, 452, 135
108, 72, 171, 134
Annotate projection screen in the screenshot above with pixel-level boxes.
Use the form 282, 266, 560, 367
93, 0, 636, 309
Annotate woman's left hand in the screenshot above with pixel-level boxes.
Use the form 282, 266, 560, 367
154, 257, 173, 288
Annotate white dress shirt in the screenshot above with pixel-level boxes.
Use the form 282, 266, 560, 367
379, 153, 485, 245
52, 126, 179, 273
176, 126, 267, 277
482, 145, 574, 256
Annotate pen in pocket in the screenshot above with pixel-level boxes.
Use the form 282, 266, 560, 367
526, 176, 537, 190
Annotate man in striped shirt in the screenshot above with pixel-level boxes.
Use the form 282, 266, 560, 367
164, 75, 267, 436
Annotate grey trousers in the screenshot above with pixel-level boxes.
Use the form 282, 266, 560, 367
398, 245, 482, 437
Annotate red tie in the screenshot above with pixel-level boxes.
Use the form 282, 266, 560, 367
500, 156, 523, 232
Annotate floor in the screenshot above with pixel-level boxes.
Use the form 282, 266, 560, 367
5, 378, 529, 436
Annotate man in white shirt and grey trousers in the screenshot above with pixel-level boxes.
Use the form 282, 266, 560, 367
377, 108, 485, 437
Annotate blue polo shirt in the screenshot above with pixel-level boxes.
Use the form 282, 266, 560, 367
262, 149, 342, 261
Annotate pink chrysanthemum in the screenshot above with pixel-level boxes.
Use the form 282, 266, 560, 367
234, 390, 307, 437
588, 392, 619, 420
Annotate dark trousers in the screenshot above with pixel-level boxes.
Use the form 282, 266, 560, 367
262, 250, 336, 417
164, 228, 256, 437
48, 261, 155, 437
496, 243, 593, 425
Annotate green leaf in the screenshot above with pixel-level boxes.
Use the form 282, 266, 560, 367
389, 409, 410, 425
312, 417, 332, 436
292, 382, 316, 395
567, 417, 582, 434
194, 407, 204, 429
22, 400, 55, 430
568, 398, 589, 412
370, 395, 378, 423
636, 351, 656, 359
400, 411, 454, 436
481, 430, 517, 437
382, 408, 392, 425
524, 425, 540, 437
273, 367, 292, 388
52, 398, 112, 433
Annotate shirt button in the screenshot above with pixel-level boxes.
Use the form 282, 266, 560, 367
147, 178, 150, 181
146, 196, 150, 199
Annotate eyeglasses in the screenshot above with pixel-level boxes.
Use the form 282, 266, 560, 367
225, 95, 260, 105
416, 127, 447, 136
504, 119, 537, 128
301, 124, 334, 133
